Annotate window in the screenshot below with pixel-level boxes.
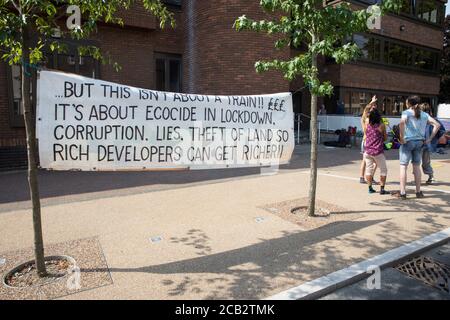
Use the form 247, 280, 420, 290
384, 42, 413, 66
163, 0, 181, 6
343, 91, 352, 115
340, 90, 437, 116
414, 49, 439, 70
352, 34, 440, 73
400, 0, 412, 14
398, 0, 445, 25
5, 65, 27, 127
381, 95, 407, 116
155, 53, 182, 92
354, 35, 381, 62
7, 41, 99, 127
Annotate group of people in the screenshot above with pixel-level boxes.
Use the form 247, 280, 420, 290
359, 95, 442, 199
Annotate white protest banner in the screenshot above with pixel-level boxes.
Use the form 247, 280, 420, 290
36, 70, 294, 171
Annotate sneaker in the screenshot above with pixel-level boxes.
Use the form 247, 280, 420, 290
360, 177, 366, 184
391, 191, 407, 200
416, 191, 424, 198
426, 177, 434, 185
368, 186, 376, 194
380, 189, 387, 195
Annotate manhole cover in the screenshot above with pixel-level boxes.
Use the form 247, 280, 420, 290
395, 256, 450, 293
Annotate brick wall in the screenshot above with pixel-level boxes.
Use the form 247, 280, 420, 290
377, 14, 444, 50
349, 2, 444, 50
338, 63, 441, 95
183, 0, 290, 95
115, 2, 157, 30
0, 62, 26, 147
95, 9, 183, 89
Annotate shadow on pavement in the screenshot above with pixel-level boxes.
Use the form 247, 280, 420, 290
81, 219, 392, 299
0, 147, 366, 205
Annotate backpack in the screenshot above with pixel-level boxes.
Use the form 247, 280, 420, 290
436, 119, 446, 140
337, 129, 351, 146
392, 124, 400, 141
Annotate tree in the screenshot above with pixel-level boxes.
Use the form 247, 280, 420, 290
440, 15, 450, 103
235, 0, 401, 216
0, 0, 175, 277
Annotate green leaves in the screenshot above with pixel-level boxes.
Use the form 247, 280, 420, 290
235, 0, 403, 97
0, 0, 175, 70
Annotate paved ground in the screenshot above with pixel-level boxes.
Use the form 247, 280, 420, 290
0, 144, 449, 299
320, 241, 450, 300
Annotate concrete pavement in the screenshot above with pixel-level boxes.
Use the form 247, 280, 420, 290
0, 145, 449, 299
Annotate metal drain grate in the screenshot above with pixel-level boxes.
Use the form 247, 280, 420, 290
395, 256, 450, 293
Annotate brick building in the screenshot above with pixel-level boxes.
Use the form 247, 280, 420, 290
0, 0, 448, 169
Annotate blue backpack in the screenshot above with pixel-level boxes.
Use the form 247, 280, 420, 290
428, 119, 446, 142
436, 119, 446, 140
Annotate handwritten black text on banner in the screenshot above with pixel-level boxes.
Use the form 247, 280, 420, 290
37, 71, 294, 171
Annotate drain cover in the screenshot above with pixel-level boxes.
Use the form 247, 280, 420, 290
395, 256, 450, 293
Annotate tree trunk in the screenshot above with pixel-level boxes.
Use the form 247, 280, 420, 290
307, 51, 318, 217
21, 26, 47, 277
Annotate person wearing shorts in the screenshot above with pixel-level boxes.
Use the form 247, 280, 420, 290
359, 96, 378, 184
395, 96, 441, 199
364, 109, 388, 194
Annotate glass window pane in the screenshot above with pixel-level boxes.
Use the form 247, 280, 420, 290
415, 49, 434, 70
388, 43, 409, 66
57, 54, 77, 73
11, 65, 22, 116
371, 39, 381, 61
155, 58, 165, 91
430, 8, 437, 23
417, 0, 437, 22
354, 34, 370, 59
79, 56, 97, 78
343, 91, 351, 114
401, 0, 412, 14
169, 59, 181, 92
383, 41, 390, 64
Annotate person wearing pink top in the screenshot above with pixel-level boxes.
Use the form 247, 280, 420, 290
364, 109, 388, 194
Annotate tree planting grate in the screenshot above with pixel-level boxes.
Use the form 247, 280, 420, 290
395, 256, 450, 293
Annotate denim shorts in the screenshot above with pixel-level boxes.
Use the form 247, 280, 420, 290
399, 140, 424, 165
